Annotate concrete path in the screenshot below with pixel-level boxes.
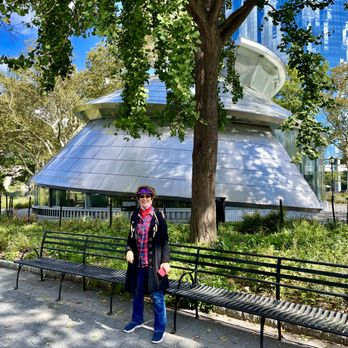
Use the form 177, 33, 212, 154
0, 265, 341, 348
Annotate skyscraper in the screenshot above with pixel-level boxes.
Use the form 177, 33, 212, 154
231, 1, 348, 200
234, 0, 348, 68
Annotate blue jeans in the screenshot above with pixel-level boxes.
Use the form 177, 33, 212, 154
131, 267, 166, 333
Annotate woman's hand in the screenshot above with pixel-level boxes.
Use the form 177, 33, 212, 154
126, 250, 134, 263
160, 262, 170, 274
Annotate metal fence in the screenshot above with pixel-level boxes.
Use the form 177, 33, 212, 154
32, 205, 325, 223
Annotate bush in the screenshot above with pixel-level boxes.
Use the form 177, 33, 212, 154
14, 201, 29, 209
235, 211, 284, 234
326, 191, 348, 204
168, 222, 190, 243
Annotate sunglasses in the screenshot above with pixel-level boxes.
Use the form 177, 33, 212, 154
139, 194, 152, 199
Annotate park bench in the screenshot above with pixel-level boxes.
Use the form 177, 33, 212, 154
14, 230, 186, 314
167, 244, 348, 348
14, 231, 348, 347
14, 230, 128, 314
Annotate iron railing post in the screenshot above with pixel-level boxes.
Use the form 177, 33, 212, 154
27, 196, 32, 222
109, 196, 112, 227
279, 199, 284, 224
59, 204, 63, 226
6, 194, 8, 216
329, 157, 336, 224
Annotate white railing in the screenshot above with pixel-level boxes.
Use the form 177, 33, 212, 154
33, 206, 191, 222
225, 207, 317, 221
164, 208, 191, 222
33, 206, 318, 223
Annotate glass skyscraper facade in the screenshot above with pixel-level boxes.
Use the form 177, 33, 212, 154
233, 0, 348, 68
230, 1, 348, 200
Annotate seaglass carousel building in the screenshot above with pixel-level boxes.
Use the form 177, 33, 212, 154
32, 38, 323, 221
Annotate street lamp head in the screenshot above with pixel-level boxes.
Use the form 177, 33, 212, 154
329, 156, 335, 165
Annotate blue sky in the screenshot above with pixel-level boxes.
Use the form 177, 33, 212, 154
0, 13, 100, 73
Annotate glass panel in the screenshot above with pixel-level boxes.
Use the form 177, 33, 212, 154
156, 199, 191, 209
51, 189, 67, 206
273, 128, 325, 200
90, 194, 109, 208
34, 186, 50, 206
66, 191, 85, 207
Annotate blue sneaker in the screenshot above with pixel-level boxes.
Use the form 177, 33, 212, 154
152, 331, 165, 344
123, 322, 143, 333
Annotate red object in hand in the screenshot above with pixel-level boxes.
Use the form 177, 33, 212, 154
157, 267, 167, 277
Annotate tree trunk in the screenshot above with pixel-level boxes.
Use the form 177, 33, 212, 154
190, 30, 222, 244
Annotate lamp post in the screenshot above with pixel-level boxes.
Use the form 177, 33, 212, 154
329, 156, 336, 225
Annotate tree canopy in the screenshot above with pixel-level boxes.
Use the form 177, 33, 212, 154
76, 43, 123, 100
0, 43, 121, 189
275, 64, 333, 161
0, 69, 82, 187
324, 63, 348, 167
0, 0, 336, 243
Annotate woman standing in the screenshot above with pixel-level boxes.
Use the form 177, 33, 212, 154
123, 185, 170, 344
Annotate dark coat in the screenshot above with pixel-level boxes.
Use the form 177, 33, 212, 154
125, 209, 170, 294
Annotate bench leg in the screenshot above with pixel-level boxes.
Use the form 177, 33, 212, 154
40, 268, 44, 281
171, 295, 179, 334
195, 301, 199, 319
83, 276, 86, 291
260, 316, 265, 348
57, 272, 66, 301
277, 320, 282, 341
107, 283, 117, 315
14, 264, 23, 290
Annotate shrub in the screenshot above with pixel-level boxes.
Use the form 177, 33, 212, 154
13, 196, 31, 209
168, 222, 190, 243
14, 201, 29, 209
236, 211, 284, 234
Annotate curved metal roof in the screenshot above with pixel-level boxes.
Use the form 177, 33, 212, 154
32, 119, 321, 211
75, 79, 290, 126
75, 38, 290, 126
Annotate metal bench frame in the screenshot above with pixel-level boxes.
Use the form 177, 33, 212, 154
14, 232, 348, 347
167, 244, 348, 348
14, 230, 127, 314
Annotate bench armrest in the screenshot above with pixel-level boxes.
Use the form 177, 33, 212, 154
177, 271, 196, 289
19, 247, 40, 260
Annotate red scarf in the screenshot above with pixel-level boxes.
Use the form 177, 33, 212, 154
140, 205, 153, 219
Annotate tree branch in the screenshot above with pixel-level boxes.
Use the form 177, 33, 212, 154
187, 0, 209, 34
36, 0, 59, 19
220, 0, 258, 43
210, 0, 225, 20
7, 102, 54, 156
10, 140, 35, 175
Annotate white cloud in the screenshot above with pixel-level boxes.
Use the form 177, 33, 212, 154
0, 64, 8, 73
9, 12, 36, 37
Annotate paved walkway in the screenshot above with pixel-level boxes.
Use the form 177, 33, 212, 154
313, 203, 347, 221
0, 265, 342, 348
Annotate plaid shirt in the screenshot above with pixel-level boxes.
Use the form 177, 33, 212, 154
136, 207, 154, 268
